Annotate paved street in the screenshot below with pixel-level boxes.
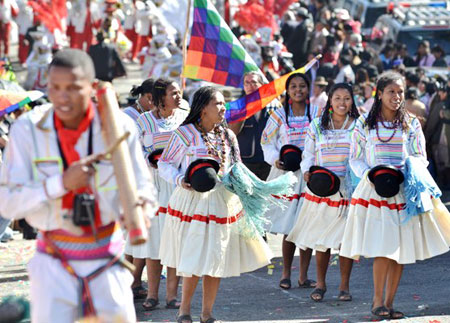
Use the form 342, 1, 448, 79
1, 48, 450, 322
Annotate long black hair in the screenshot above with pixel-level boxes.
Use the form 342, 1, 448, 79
284, 73, 311, 127
183, 86, 239, 163
320, 83, 360, 131
365, 71, 408, 131
130, 78, 154, 97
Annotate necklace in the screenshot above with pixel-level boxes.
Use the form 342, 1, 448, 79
376, 115, 399, 143
196, 123, 227, 169
326, 114, 349, 150
136, 100, 145, 114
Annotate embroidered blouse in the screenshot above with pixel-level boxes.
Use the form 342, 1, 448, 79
261, 105, 319, 165
349, 114, 427, 178
158, 124, 240, 187
301, 117, 356, 178
136, 109, 188, 163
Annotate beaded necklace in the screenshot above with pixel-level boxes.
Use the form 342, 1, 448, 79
376, 115, 400, 143
326, 114, 349, 150
196, 123, 227, 169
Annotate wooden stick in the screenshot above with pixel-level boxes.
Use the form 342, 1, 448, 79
96, 83, 148, 245
181, 0, 193, 93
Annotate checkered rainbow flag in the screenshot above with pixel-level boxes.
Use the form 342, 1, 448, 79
183, 0, 262, 88
225, 55, 322, 124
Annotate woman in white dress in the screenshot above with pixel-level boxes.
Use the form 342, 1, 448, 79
159, 86, 272, 323
130, 78, 189, 310
123, 78, 155, 122
287, 83, 359, 302
261, 73, 320, 290
340, 71, 450, 319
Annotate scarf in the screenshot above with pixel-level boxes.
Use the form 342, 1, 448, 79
54, 101, 101, 233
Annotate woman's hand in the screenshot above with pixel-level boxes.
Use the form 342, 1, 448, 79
275, 160, 285, 170
181, 180, 193, 191
304, 171, 311, 182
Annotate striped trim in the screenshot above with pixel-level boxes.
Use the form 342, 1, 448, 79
304, 192, 349, 207
351, 197, 405, 211
273, 192, 305, 201
167, 206, 244, 224
37, 222, 123, 260
156, 206, 167, 216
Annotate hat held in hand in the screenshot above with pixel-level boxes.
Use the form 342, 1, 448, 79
368, 165, 404, 198
185, 158, 220, 192
148, 149, 163, 168
307, 166, 340, 197
279, 144, 302, 172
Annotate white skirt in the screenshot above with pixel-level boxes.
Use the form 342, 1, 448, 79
124, 168, 175, 259
266, 167, 305, 235
340, 176, 450, 264
159, 184, 273, 278
287, 180, 349, 252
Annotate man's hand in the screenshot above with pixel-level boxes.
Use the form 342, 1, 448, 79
62, 160, 96, 191
275, 160, 285, 170
304, 171, 311, 182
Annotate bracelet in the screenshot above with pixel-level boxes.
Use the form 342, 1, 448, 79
97, 87, 108, 97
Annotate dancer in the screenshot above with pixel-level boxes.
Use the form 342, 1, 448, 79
261, 73, 320, 290
131, 78, 188, 311
0, 49, 156, 322
159, 86, 272, 323
340, 71, 450, 319
287, 83, 359, 301
123, 78, 155, 122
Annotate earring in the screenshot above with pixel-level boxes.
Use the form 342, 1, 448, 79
288, 98, 293, 105
306, 98, 310, 105
328, 107, 333, 114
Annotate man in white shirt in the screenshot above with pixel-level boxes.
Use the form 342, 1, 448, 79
0, 49, 156, 323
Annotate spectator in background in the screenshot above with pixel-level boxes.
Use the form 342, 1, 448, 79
424, 84, 448, 184
404, 87, 426, 128
395, 43, 416, 67
415, 40, 435, 67
335, 54, 355, 84
88, 31, 126, 82
0, 0, 18, 57
229, 71, 277, 180
431, 45, 448, 67
286, 8, 311, 69
310, 76, 328, 111
379, 44, 395, 71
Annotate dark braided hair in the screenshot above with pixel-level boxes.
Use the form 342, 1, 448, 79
183, 86, 239, 164
284, 73, 311, 127
130, 78, 155, 97
152, 78, 176, 109
365, 71, 408, 131
320, 83, 360, 131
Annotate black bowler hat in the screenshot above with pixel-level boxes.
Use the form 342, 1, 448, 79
185, 158, 220, 192
368, 165, 404, 198
279, 144, 302, 172
148, 149, 163, 167
307, 166, 340, 197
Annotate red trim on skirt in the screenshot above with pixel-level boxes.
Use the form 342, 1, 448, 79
167, 206, 244, 224
272, 193, 305, 201
351, 197, 405, 211
303, 192, 349, 208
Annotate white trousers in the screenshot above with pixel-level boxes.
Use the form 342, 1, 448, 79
28, 252, 136, 323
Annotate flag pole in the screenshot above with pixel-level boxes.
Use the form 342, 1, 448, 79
181, 0, 193, 93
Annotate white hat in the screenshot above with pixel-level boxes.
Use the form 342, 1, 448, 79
335, 9, 351, 21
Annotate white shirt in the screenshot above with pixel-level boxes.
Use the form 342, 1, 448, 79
0, 105, 157, 233
335, 64, 355, 84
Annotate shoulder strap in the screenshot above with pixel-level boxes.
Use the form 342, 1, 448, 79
27, 113, 40, 159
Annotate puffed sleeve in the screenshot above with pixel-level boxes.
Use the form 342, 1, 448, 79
300, 119, 317, 174
158, 129, 188, 187
349, 116, 370, 178
261, 109, 283, 166
407, 117, 428, 165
